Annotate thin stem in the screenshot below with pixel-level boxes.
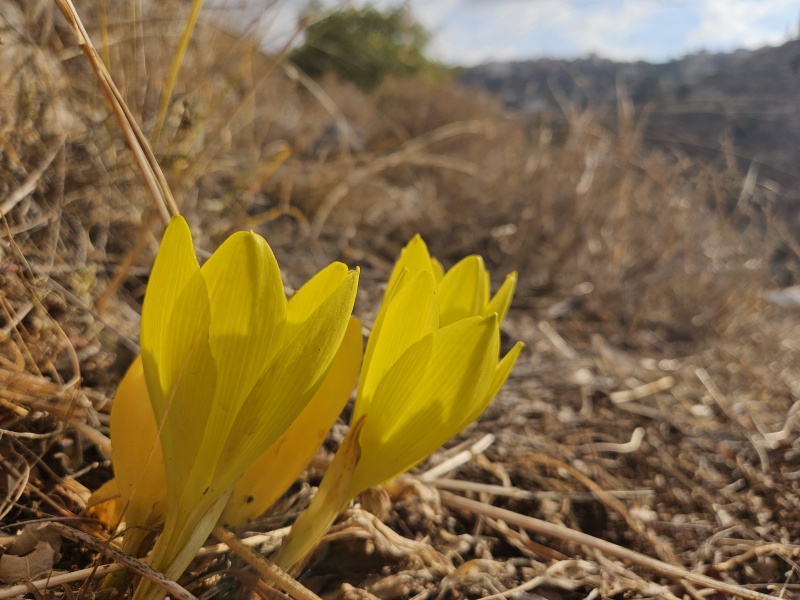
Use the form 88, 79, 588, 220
440, 492, 777, 600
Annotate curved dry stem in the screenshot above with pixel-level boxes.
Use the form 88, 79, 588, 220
53, 0, 179, 222
48, 522, 197, 600
441, 491, 778, 600
212, 525, 321, 600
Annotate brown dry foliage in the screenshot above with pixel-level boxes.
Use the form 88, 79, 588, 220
0, 1, 798, 599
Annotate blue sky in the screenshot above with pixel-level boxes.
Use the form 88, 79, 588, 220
217, 0, 800, 65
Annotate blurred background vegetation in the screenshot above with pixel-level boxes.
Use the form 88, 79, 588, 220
289, 1, 447, 90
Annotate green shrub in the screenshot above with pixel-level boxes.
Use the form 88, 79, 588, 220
290, 2, 438, 90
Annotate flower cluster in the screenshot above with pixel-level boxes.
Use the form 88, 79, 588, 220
275, 235, 523, 570
94, 217, 522, 599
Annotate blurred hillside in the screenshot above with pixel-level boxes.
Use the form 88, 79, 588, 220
461, 42, 800, 233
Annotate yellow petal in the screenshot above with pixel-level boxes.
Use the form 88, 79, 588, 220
195, 230, 288, 475
438, 256, 489, 327
460, 340, 524, 431
485, 271, 517, 324
355, 270, 437, 419
136, 218, 223, 600
431, 257, 445, 284
109, 356, 167, 530
86, 479, 123, 531
140, 216, 205, 412
274, 415, 367, 573
351, 315, 499, 494
218, 269, 359, 487
222, 317, 363, 525
87, 478, 120, 507
139, 218, 197, 407
385, 234, 433, 299
139, 217, 216, 499
287, 262, 350, 329
359, 236, 436, 408
358, 332, 433, 441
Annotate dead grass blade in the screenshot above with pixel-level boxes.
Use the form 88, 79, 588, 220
440, 492, 778, 600
527, 452, 678, 565
47, 522, 198, 600
309, 120, 490, 238
53, 0, 179, 222
151, 0, 205, 148
212, 525, 321, 600
174, 23, 304, 193
0, 367, 110, 454
0, 563, 123, 600
0, 139, 63, 217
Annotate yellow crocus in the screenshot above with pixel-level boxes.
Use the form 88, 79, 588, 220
92, 318, 362, 541
109, 216, 358, 600
275, 235, 523, 571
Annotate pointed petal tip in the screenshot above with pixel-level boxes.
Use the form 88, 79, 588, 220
161, 215, 194, 249
506, 340, 525, 358
485, 270, 517, 324
229, 228, 271, 251
168, 214, 188, 227
329, 261, 361, 281
344, 267, 360, 294
404, 234, 430, 255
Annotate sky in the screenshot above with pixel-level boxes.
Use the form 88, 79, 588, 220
212, 0, 800, 65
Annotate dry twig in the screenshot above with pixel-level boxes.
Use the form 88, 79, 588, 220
441, 492, 778, 600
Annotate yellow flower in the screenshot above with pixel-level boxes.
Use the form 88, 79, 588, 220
93, 319, 363, 540
220, 316, 363, 526
107, 216, 358, 600
275, 235, 523, 571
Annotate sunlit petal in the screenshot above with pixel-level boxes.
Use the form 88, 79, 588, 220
196, 231, 288, 475
385, 234, 434, 297
287, 262, 350, 329
355, 270, 437, 418
485, 271, 517, 324
360, 333, 433, 440
218, 269, 359, 485
140, 218, 208, 420
139, 217, 216, 501
438, 255, 488, 326
222, 317, 363, 525
350, 315, 498, 494
110, 356, 167, 530
431, 257, 445, 284
460, 340, 524, 431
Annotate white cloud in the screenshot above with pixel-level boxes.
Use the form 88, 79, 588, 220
408, 0, 462, 27
688, 0, 796, 50
564, 1, 675, 61
417, 0, 581, 64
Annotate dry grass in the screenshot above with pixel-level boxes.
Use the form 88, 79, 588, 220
0, 1, 798, 598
